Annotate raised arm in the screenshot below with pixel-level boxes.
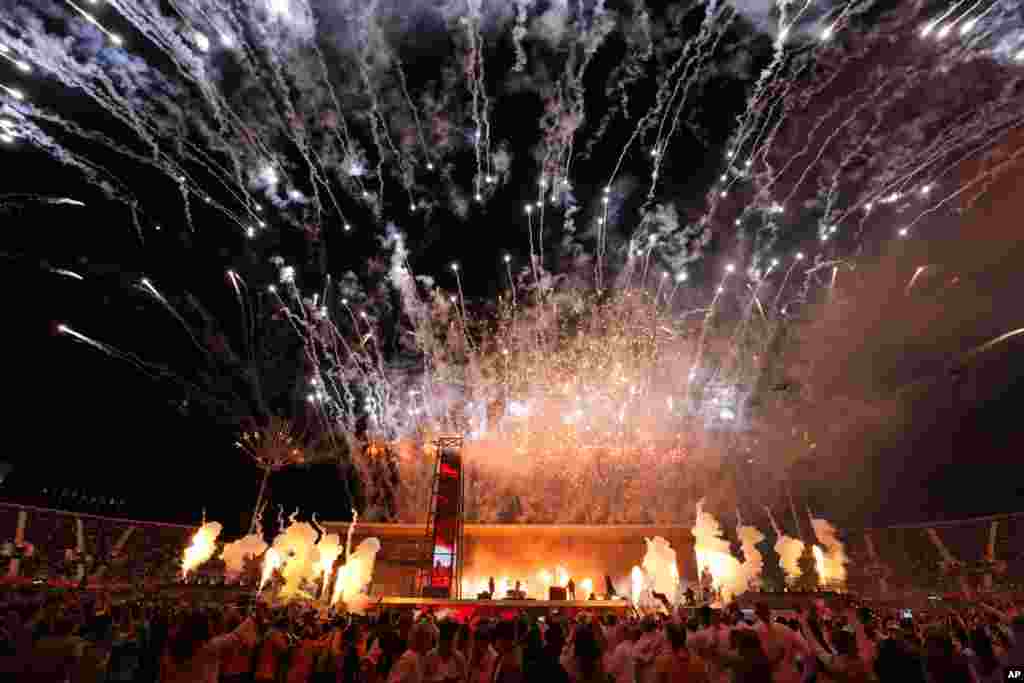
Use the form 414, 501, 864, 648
978, 602, 1011, 625
207, 615, 259, 655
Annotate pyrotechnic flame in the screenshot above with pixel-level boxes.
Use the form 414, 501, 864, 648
812, 544, 826, 581
630, 566, 644, 607
315, 532, 343, 599
810, 517, 848, 586
260, 547, 281, 593
220, 533, 268, 583
331, 538, 381, 610
317, 533, 342, 577
270, 517, 320, 600
331, 563, 349, 605
737, 524, 766, 592
182, 521, 222, 578
642, 536, 681, 605
775, 534, 805, 582
693, 500, 746, 602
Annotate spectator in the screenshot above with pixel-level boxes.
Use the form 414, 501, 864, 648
922, 628, 976, 683
562, 622, 604, 683
655, 622, 708, 683
605, 622, 638, 683
966, 626, 1006, 683
160, 607, 259, 683
106, 604, 143, 682
387, 620, 434, 683
722, 629, 772, 683
491, 620, 523, 683
423, 619, 468, 683
874, 636, 926, 683
466, 622, 496, 683
806, 627, 872, 683
634, 616, 665, 683
24, 614, 105, 683
752, 603, 807, 683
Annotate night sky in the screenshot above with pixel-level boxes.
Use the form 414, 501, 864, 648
1, 0, 1023, 536
786, 159, 1024, 527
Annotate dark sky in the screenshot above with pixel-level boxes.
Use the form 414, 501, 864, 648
1, 0, 1023, 535
788, 153, 1024, 527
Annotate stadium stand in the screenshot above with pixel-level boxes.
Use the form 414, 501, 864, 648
1, 500, 1021, 598
845, 512, 1024, 599
0, 502, 195, 586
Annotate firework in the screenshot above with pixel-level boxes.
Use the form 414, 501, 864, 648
17, 0, 1021, 528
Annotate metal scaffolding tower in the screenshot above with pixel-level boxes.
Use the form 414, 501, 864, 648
419, 434, 465, 598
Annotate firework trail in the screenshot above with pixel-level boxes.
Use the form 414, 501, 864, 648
464, 0, 493, 199
581, 1, 653, 161
11, 0, 1021, 525
646, 3, 733, 203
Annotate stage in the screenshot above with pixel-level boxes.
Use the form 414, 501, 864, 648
377, 596, 634, 619
329, 439, 698, 609
323, 522, 698, 598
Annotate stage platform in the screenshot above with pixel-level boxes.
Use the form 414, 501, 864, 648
377, 596, 633, 619
322, 522, 698, 598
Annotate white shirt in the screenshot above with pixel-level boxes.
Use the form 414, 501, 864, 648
754, 621, 808, 683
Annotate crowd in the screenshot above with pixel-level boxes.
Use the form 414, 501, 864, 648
0, 585, 1021, 683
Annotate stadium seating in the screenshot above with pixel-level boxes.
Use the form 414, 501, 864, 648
1, 501, 1021, 598
845, 513, 1024, 598
0, 502, 194, 586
